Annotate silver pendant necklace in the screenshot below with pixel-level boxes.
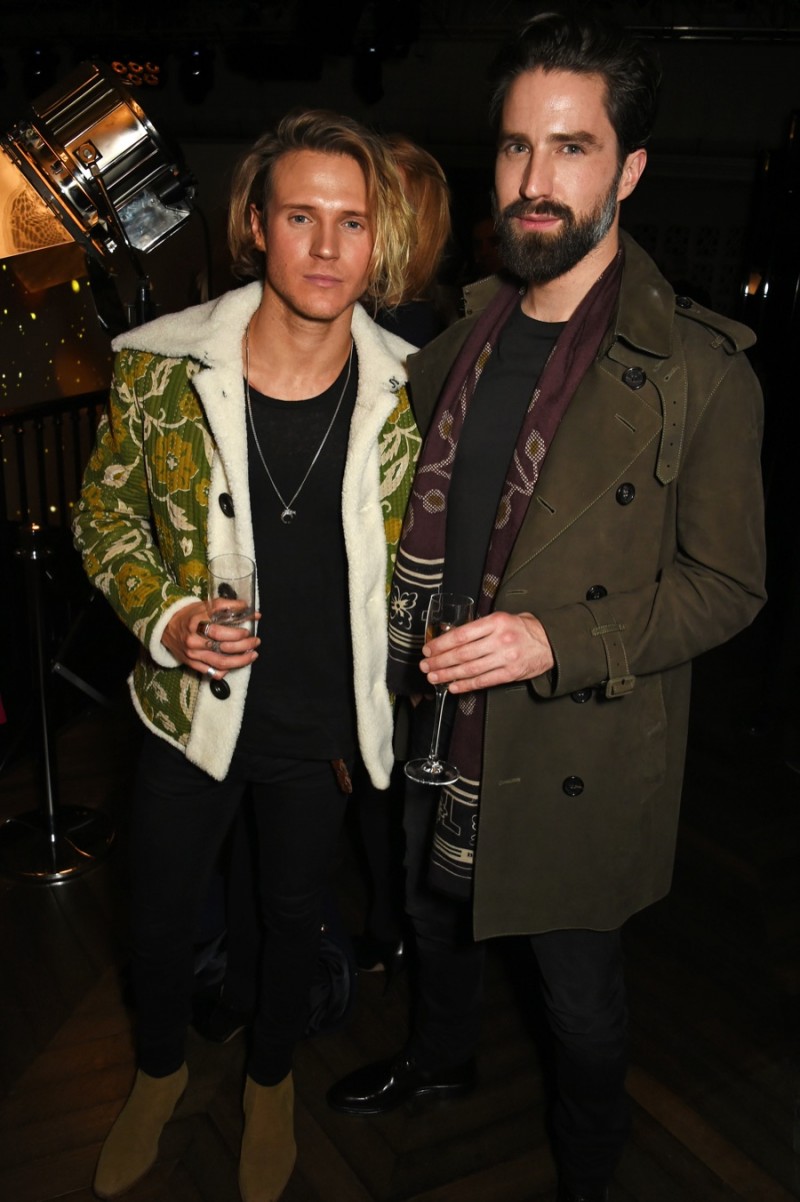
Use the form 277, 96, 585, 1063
244, 321, 354, 524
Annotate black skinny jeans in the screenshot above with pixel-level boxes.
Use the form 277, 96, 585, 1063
129, 731, 348, 1085
402, 701, 630, 1193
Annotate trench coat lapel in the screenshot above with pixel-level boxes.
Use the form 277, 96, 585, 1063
501, 357, 663, 584
408, 320, 665, 585
406, 234, 676, 588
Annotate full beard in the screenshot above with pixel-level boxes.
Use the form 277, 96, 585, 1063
493, 172, 622, 285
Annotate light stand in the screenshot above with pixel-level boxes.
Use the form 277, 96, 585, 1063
0, 62, 198, 881
0, 524, 114, 882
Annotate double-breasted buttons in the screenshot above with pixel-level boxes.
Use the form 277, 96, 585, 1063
563, 776, 585, 797
616, 482, 636, 506
571, 688, 593, 704
218, 493, 235, 517
585, 584, 607, 601
675, 295, 693, 309
210, 677, 231, 701
622, 366, 646, 390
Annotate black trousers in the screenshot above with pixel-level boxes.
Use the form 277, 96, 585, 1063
129, 732, 348, 1085
352, 757, 406, 946
402, 707, 630, 1192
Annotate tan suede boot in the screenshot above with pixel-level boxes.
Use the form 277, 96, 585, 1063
239, 1072, 297, 1202
93, 1063, 188, 1199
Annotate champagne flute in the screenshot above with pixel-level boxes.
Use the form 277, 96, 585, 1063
405, 591, 474, 786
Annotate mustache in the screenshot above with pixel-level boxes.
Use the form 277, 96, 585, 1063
500, 198, 574, 223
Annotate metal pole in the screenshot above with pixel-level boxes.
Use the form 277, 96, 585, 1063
25, 522, 60, 871
0, 522, 114, 883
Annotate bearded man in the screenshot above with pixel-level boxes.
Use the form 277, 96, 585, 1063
328, 13, 766, 1202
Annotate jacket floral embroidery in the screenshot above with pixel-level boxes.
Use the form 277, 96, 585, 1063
73, 282, 420, 784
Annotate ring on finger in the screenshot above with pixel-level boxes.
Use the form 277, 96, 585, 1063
206, 665, 217, 678
209, 639, 221, 654
198, 620, 212, 638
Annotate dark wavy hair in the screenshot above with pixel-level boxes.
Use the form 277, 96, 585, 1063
489, 10, 662, 159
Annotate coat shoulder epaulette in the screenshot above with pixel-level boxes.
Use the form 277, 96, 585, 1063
461, 274, 505, 318
672, 294, 756, 354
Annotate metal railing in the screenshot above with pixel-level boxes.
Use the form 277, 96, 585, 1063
0, 390, 108, 528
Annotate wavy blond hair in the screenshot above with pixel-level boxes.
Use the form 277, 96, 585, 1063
384, 134, 451, 302
228, 109, 414, 309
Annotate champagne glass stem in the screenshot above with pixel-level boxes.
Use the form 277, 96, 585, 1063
427, 684, 449, 767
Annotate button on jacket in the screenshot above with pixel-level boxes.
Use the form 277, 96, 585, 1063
406, 233, 766, 938
73, 282, 420, 786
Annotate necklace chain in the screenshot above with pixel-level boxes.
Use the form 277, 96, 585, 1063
244, 321, 354, 524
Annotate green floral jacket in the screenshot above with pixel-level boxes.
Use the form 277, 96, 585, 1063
72, 283, 420, 783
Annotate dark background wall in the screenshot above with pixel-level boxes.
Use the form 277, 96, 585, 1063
0, 0, 798, 409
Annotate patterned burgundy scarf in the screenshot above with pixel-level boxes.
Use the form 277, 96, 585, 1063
389, 249, 624, 899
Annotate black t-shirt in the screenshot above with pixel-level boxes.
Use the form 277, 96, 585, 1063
444, 303, 565, 604
236, 352, 359, 763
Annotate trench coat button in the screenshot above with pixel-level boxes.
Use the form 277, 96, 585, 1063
616, 482, 636, 506
219, 493, 235, 517
585, 584, 607, 601
676, 295, 693, 309
210, 677, 231, 700
571, 688, 593, 704
563, 775, 584, 797
622, 365, 646, 390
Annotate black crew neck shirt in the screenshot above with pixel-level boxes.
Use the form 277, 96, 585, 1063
444, 303, 565, 604
236, 351, 359, 764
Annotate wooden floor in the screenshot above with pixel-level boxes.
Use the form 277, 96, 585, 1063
1, 631, 799, 1202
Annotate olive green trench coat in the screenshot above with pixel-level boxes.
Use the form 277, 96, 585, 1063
407, 234, 766, 940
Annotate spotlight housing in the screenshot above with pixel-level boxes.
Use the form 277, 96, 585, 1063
0, 59, 195, 263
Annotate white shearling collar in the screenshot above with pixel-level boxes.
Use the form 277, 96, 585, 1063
112, 282, 414, 398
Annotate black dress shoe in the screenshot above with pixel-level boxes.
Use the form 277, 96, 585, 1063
327, 1052, 476, 1116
